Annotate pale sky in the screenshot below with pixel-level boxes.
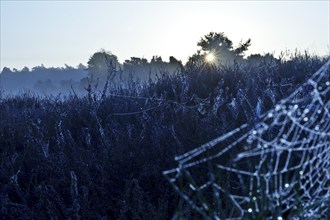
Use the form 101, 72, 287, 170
1, 1, 329, 70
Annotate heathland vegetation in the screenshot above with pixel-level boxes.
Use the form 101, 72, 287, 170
0, 32, 328, 219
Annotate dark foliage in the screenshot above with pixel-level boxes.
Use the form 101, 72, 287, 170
0, 52, 327, 219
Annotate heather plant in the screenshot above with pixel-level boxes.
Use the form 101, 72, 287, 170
0, 52, 327, 219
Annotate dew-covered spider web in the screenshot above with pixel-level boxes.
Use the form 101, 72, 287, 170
163, 60, 330, 219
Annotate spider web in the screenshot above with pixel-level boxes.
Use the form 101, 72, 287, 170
164, 60, 330, 219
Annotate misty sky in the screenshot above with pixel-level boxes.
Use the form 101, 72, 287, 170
1, 1, 329, 70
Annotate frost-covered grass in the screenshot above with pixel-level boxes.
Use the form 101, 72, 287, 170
0, 53, 327, 219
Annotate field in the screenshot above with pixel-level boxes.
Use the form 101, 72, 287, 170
0, 53, 328, 219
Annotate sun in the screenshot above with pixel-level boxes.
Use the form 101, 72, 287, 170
205, 52, 216, 63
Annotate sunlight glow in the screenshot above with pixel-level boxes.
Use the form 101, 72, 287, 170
205, 53, 216, 63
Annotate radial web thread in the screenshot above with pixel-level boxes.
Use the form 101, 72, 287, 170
163, 60, 330, 219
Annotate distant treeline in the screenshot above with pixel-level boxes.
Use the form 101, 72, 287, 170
0, 55, 182, 95
0, 64, 87, 95
0, 32, 282, 95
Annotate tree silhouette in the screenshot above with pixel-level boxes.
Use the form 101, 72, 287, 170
87, 50, 119, 86
197, 32, 251, 60
123, 57, 150, 80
